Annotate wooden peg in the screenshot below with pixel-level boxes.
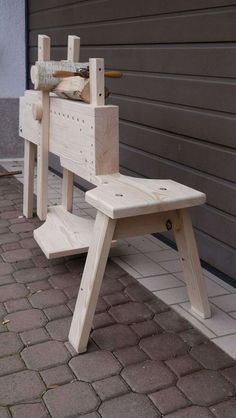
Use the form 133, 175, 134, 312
38, 34, 50, 61
32, 102, 43, 121
67, 35, 80, 62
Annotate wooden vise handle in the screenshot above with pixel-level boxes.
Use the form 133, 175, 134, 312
53, 70, 122, 79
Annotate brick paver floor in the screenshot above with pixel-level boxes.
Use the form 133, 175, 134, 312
0, 170, 235, 418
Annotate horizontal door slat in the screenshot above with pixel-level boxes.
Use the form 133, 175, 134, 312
106, 73, 236, 114
192, 205, 236, 248
109, 96, 236, 149
119, 144, 236, 217
29, 9, 236, 46
29, 0, 236, 29
119, 121, 236, 182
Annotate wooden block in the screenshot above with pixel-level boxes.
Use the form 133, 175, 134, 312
19, 91, 41, 145
114, 210, 180, 240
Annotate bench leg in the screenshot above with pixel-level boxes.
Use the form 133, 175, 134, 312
174, 208, 211, 319
62, 168, 74, 213
69, 211, 116, 353
23, 139, 36, 218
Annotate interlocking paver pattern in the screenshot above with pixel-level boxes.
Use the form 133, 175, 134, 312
0, 172, 235, 417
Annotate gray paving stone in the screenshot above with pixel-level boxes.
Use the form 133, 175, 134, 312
0, 407, 11, 418
0, 263, 14, 276
0, 332, 23, 356
91, 324, 138, 351
154, 310, 192, 333
131, 320, 160, 338
27, 279, 52, 292
222, 365, 236, 387
210, 399, 236, 418
99, 392, 159, 418
40, 364, 74, 387
6, 309, 47, 332
165, 406, 214, 418
100, 278, 124, 296
109, 302, 153, 324
2, 242, 21, 252
0, 274, 15, 285
10, 222, 34, 233
0, 233, 20, 245
92, 375, 129, 401
44, 304, 71, 321
46, 317, 71, 341
140, 333, 188, 361
0, 354, 25, 376
125, 284, 154, 302
0, 283, 27, 302
145, 298, 169, 314
70, 350, 121, 382
46, 264, 68, 275
149, 386, 190, 415
20, 327, 50, 346
122, 360, 175, 393
118, 274, 137, 287
22, 340, 71, 370
191, 342, 235, 370
95, 296, 108, 313
5, 297, 31, 313
166, 354, 202, 377
2, 249, 32, 263
1, 210, 22, 220
13, 267, 49, 283
49, 273, 80, 289
105, 260, 127, 278
92, 311, 115, 329
43, 381, 99, 418
66, 257, 86, 273
63, 285, 80, 299
179, 328, 208, 347
114, 345, 148, 366
11, 402, 49, 418
29, 289, 67, 309
79, 414, 100, 418
0, 302, 6, 318
103, 291, 130, 307
0, 370, 45, 405
20, 237, 38, 249
178, 370, 234, 406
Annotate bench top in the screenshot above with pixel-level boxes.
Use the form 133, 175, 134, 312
85, 174, 206, 219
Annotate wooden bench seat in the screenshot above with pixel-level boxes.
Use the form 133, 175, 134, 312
87, 173, 206, 219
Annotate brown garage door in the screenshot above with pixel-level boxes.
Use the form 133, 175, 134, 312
28, 0, 236, 280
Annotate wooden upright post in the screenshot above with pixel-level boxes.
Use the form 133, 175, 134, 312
37, 35, 50, 221
89, 58, 105, 106
23, 139, 36, 218
62, 35, 80, 212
